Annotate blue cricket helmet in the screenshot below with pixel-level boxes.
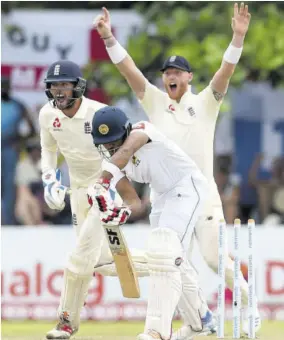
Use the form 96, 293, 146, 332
91, 106, 132, 146
45, 60, 83, 82
44, 60, 86, 102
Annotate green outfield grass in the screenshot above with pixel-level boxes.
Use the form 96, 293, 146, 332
1, 320, 283, 339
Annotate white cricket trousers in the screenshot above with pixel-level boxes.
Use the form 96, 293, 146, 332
149, 174, 207, 248
68, 186, 113, 273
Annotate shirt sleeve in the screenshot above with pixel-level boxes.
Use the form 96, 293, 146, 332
139, 80, 166, 120
39, 109, 58, 173
197, 83, 223, 117
130, 121, 158, 141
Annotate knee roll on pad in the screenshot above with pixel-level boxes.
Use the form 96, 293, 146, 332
146, 227, 183, 273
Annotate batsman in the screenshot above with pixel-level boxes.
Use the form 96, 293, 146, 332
88, 106, 209, 340
94, 2, 261, 337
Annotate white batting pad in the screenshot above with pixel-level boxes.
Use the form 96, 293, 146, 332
145, 228, 183, 339
177, 259, 205, 331
58, 269, 93, 328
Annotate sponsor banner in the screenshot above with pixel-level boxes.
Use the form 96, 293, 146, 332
1, 64, 52, 123
2, 9, 143, 65
1, 9, 143, 113
1, 65, 48, 92
1, 226, 284, 320
3, 302, 284, 321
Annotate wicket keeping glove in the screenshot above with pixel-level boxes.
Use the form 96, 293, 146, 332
42, 169, 68, 211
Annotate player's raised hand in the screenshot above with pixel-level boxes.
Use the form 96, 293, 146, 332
93, 7, 112, 39
232, 3, 251, 37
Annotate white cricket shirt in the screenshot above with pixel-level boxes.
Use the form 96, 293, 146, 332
104, 121, 206, 195
140, 81, 223, 211
39, 96, 106, 188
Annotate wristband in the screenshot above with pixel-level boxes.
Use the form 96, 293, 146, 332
102, 162, 123, 179
106, 42, 128, 64
223, 44, 243, 64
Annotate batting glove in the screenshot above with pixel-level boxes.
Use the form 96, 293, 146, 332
87, 178, 113, 210
100, 206, 131, 226
87, 178, 131, 225
42, 169, 68, 211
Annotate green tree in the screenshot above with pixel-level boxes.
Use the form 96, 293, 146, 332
95, 2, 284, 101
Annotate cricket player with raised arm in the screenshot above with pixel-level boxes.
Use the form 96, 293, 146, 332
88, 105, 208, 340
93, 2, 261, 337
39, 60, 124, 339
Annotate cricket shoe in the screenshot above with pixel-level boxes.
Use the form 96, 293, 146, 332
46, 312, 78, 339
198, 310, 217, 335
137, 330, 164, 340
242, 306, 261, 335
171, 310, 216, 340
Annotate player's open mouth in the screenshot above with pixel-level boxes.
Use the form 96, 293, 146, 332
169, 83, 177, 93
55, 94, 66, 104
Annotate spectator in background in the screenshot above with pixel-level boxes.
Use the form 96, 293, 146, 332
15, 139, 72, 226
1, 76, 36, 225
15, 140, 44, 225
215, 155, 241, 224
249, 154, 284, 224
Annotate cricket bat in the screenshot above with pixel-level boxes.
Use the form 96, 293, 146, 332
103, 224, 140, 298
